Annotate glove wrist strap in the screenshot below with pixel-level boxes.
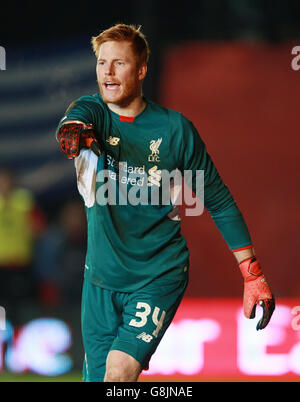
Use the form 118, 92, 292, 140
239, 256, 263, 282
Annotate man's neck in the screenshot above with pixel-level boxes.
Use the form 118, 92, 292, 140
106, 95, 146, 118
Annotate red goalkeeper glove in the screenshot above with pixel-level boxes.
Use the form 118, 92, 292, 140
56, 121, 101, 159
239, 256, 275, 330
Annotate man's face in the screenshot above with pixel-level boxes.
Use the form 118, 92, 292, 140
96, 40, 146, 107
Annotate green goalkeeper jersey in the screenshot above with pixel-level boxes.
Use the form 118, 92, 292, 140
57, 93, 252, 292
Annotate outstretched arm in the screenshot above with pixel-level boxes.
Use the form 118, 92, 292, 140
56, 121, 101, 159
56, 97, 104, 159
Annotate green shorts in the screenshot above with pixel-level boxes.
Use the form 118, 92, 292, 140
81, 270, 188, 382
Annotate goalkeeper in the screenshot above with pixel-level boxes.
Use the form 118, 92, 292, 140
56, 24, 275, 382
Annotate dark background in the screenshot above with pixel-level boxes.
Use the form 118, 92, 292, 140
2, 0, 300, 101
0, 0, 299, 375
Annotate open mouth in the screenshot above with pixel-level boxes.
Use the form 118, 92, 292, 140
104, 81, 120, 91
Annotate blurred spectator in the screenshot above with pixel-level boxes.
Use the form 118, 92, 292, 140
0, 167, 47, 324
35, 199, 87, 308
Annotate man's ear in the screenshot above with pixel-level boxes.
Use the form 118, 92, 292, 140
138, 63, 147, 81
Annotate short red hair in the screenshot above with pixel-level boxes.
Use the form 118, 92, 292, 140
91, 24, 150, 66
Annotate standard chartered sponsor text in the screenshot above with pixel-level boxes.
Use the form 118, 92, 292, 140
95, 157, 204, 216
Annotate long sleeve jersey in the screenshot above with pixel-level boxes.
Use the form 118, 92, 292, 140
56, 93, 252, 291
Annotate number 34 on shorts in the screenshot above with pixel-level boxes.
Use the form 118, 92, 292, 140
129, 302, 166, 341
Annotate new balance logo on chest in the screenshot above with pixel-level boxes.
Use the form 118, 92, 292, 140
106, 136, 120, 146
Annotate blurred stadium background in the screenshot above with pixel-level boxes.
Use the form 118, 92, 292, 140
0, 0, 299, 382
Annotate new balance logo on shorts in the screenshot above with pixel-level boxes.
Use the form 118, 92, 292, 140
136, 332, 153, 343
